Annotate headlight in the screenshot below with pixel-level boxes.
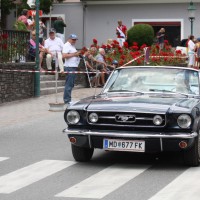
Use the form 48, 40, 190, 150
177, 114, 191, 128
89, 113, 99, 123
66, 110, 80, 124
153, 115, 163, 125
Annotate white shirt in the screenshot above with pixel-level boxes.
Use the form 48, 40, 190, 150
188, 40, 195, 54
44, 37, 64, 53
63, 41, 80, 67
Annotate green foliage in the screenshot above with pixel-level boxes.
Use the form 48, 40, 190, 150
14, 21, 28, 31
127, 24, 154, 47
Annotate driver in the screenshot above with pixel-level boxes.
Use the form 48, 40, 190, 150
175, 74, 190, 93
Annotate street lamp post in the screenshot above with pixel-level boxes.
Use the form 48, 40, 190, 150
34, 0, 40, 97
188, 1, 196, 35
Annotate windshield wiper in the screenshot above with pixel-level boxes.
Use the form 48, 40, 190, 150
149, 89, 172, 93
149, 89, 189, 97
108, 89, 144, 95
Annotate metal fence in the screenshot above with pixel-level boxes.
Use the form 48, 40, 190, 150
0, 30, 30, 63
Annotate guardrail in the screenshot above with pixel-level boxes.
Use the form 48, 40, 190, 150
0, 30, 30, 63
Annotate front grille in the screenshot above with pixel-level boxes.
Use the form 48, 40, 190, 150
87, 111, 166, 127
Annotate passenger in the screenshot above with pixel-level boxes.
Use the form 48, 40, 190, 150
175, 74, 190, 93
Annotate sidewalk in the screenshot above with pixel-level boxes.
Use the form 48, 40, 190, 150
0, 88, 102, 128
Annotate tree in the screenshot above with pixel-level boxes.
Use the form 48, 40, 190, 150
127, 24, 154, 47
1, 0, 62, 29
1, 0, 15, 29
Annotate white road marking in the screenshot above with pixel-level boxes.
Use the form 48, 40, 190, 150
0, 157, 9, 162
0, 160, 75, 194
55, 164, 150, 199
149, 167, 200, 200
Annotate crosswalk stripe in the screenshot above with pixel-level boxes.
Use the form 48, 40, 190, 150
0, 160, 75, 194
55, 164, 150, 199
0, 157, 9, 162
148, 167, 200, 200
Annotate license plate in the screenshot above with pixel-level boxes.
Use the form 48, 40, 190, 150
103, 139, 145, 152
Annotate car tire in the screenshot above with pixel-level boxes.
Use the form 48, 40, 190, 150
71, 144, 94, 162
183, 134, 200, 167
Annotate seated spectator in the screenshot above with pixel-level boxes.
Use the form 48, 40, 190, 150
83, 50, 101, 87
95, 48, 109, 85
17, 9, 29, 30
44, 28, 64, 72
107, 59, 119, 71
27, 16, 35, 31
28, 30, 45, 69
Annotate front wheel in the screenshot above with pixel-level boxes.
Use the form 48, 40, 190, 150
71, 144, 94, 162
183, 135, 200, 166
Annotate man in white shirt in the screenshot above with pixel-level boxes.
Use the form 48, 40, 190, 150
188, 35, 196, 68
62, 34, 81, 104
44, 28, 64, 72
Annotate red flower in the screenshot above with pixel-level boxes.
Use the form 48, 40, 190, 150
101, 44, 106, 49
82, 46, 88, 51
123, 42, 129, 48
140, 44, 147, 50
93, 38, 98, 44
2, 44, 7, 50
2, 34, 8, 39
131, 46, 139, 51
164, 40, 169, 44
120, 55, 126, 59
133, 42, 138, 46
118, 49, 123, 54
119, 59, 124, 65
113, 40, 119, 45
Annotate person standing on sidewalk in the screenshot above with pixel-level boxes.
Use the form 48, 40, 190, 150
156, 28, 165, 51
188, 35, 196, 68
53, 16, 66, 43
116, 20, 127, 47
62, 34, 81, 104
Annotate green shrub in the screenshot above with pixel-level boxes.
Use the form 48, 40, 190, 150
14, 21, 27, 31
127, 24, 154, 47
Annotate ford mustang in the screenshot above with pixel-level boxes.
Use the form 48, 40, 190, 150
63, 66, 200, 166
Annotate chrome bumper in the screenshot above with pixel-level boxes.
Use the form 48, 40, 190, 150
63, 128, 198, 139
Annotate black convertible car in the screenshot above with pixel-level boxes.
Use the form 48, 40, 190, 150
63, 66, 200, 166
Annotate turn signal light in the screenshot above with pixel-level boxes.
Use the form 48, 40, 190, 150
179, 141, 188, 149
69, 137, 76, 144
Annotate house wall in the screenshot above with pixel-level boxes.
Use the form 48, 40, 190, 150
82, 3, 200, 47
6, 2, 200, 49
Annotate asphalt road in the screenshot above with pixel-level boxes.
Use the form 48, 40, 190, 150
0, 89, 200, 200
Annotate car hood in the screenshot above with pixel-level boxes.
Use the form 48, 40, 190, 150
71, 93, 200, 113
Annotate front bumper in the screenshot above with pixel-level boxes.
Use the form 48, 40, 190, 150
63, 128, 198, 152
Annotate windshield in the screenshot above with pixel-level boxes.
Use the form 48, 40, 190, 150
104, 67, 200, 95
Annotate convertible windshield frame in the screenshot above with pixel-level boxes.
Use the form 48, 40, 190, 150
102, 66, 200, 96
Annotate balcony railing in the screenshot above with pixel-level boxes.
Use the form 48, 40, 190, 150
0, 30, 30, 63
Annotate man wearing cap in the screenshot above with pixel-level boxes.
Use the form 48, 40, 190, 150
44, 28, 64, 72
62, 34, 81, 104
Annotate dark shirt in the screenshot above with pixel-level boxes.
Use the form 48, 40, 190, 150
53, 20, 66, 34
157, 32, 165, 44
